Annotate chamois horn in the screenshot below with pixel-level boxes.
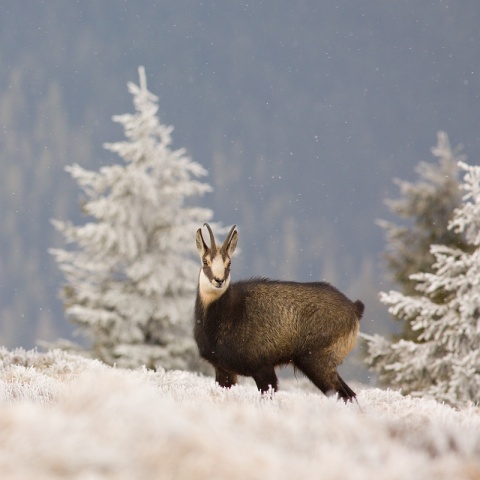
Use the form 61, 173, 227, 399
221, 225, 237, 252
203, 223, 217, 253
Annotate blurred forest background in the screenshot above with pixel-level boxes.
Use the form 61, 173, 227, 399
1, 2, 479, 379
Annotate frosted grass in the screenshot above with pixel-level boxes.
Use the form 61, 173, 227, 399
0, 347, 479, 479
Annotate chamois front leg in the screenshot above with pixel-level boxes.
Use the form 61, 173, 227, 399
252, 366, 278, 393
215, 366, 238, 388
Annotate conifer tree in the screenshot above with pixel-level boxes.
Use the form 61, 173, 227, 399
51, 67, 213, 370
377, 132, 468, 340
364, 161, 480, 405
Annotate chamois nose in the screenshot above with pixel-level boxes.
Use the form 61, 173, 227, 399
213, 277, 224, 286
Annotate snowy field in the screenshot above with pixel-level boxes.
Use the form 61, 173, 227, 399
0, 348, 479, 480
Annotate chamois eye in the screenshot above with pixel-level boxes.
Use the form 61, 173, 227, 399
203, 259, 208, 266
227, 261, 232, 269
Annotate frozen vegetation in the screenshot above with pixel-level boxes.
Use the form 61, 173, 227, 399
364, 161, 480, 405
0, 347, 479, 480
50, 67, 214, 371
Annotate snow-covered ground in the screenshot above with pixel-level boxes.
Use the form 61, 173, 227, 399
0, 348, 479, 480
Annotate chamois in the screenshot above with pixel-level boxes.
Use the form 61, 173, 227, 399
194, 224, 364, 402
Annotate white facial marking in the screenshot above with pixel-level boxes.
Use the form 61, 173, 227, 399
211, 255, 226, 281
198, 251, 231, 307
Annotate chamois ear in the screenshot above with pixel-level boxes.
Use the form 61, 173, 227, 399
226, 229, 238, 256
196, 228, 208, 257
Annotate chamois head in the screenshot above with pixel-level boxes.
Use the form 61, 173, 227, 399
196, 224, 238, 303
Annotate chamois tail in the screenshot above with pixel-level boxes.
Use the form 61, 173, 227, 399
354, 300, 365, 320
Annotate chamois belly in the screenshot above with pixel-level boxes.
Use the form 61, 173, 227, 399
197, 328, 287, 376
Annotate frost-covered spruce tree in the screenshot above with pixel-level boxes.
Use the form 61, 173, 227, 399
364, 161, 480, 405
378, 132, 468, 340
51, 67, 213, 370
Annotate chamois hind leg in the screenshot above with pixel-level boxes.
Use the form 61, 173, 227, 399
294, 356, 356, 403
337, 373, 357, 401
252, 366, 278, 393
215, 366, 238, 388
